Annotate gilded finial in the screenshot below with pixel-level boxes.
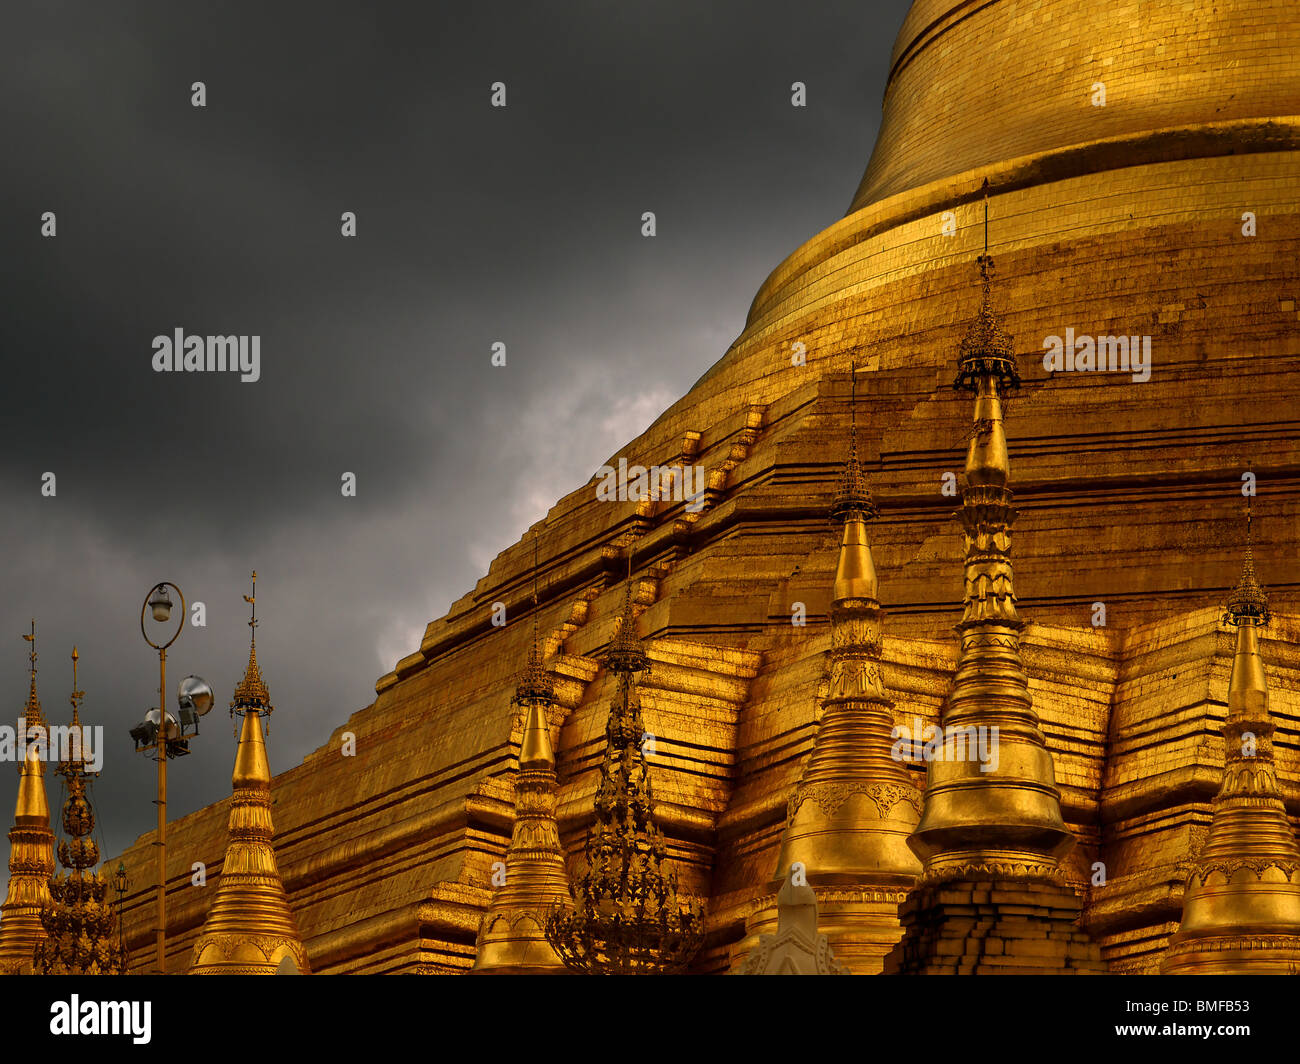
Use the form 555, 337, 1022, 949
20, 620, 42, 732
58, 648, 94, 780
231, 571, 272, 715
830, 364, 878, 523
514, 643, 554, 705
65, 647, 89, 772
513, 535, 554, 705
979, 176, 991, 275
604, 553, 650, 674
69, 646, 83, 724
955, 178, 1019, 394
1225, 499, 1269, 625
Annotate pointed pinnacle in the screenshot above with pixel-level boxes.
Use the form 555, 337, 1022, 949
1225, 504, 1269, 626
604, 579, 650, 675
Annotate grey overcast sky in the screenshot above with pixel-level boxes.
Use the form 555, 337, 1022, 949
0, 0, 911, 888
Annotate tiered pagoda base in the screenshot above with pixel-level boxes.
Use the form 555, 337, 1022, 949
883, 877, 1107, 975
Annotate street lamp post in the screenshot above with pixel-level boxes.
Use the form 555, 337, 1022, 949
139, 582, 183, 975
114, 862, 129, 969
132, 582, 218, 975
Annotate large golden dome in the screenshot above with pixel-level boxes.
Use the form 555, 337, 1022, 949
853, 0, 1300, 208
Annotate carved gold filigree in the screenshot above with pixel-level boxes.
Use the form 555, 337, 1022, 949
545, 580, 704, 974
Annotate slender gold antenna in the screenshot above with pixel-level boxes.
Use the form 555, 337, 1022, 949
847, 359, 861, 491
243, 571, 258, 633
978, 177, 992, 284
532, 537, 540, 642
850, 360, 858, 441
831, 361, 877, 523
1241, 465, 1255, 560
70, 647, 83, 718
1224, 489, 1269, 626
983, 178, 990, 257
240, 571, 261, 736
69, 645, 87, 769
623, 539, 635, 636
20, 619, 40, 734
1243, 494, 1257, 578
23, 619, 36, 676
512, 533, 556, 719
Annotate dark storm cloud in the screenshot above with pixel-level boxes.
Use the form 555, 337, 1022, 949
0, 0, 910, 887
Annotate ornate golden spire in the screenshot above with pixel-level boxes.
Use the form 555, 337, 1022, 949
884, 187, 1102, 975
545, 559, 704, 973
1223, 502, 1269, 624
473, 537, 575, 972
907, 187, 1071, 883
514, 536, 557, 741
760, 367, 920, 973
954, 180, 1019, 395
829, 367, 878, 525
20, 619, 43, 734
1162, 506, 1300, 973
603, 575, 651, 675
230, 571, 271, 713
0, 625, 55, 974
514, 641, 556, 770
190, 574, 309, 974
35, 648, 127, 974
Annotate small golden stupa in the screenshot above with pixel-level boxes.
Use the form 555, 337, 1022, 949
0, 624, 55, 974
35, 647, 127, 975
744, 372, 921, 973
885, 214, 1105, 974
473, 544, 575, 973
189, 574, 310, 975
1162, 511, 1300, 974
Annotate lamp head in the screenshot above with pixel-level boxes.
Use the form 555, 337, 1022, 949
143, 707, 179, 741
129, 717, 156, 749
177, 675, 214, 716
147, 584, 172, 623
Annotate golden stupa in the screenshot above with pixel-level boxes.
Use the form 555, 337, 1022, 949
35, 648, 127, 976
1162, 517, 1300, 973
739, 384, 922, 974
472, 554, 575, 974
108, 0, 1300, 974
0, 625, 55, 974
188, 577, 310, 975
